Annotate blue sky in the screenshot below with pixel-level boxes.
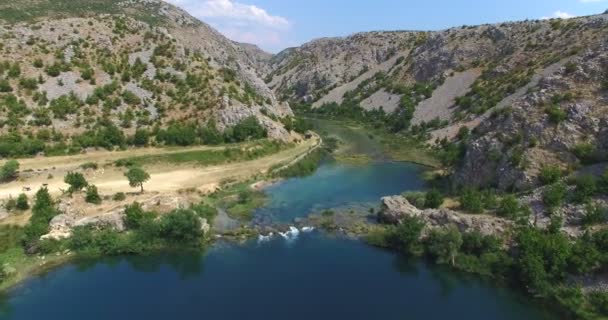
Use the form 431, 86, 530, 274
166, 0, 608, 53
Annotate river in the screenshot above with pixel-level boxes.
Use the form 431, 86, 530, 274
0, 121, 558, 320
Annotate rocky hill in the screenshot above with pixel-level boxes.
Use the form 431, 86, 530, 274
0, 0, 295, 158
265, 13, 608, 192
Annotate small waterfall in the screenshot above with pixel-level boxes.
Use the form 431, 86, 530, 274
257, 232, 274, 243
278, 226, 300, 242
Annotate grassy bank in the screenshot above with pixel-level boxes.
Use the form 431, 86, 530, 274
309, 118, 440, 168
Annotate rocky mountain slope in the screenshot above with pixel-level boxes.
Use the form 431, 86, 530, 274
0, 0, 295, 158
265, 13, 608, 193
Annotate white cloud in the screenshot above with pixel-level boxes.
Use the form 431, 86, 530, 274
164, 0, 290, 51
579, 0, 605, 3
541, 10, 576, 20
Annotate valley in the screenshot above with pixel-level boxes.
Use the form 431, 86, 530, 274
0, 0, 608, 319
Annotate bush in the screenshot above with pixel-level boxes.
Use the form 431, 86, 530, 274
389, 216, 425, 255
0, 160, 19, 182
124, 202, 155, 230
0, 79, 12, 92
545, 105, 567, 124
573, 175, 597, 203
539, 165, 562, 185
80, 162, 98, 170
572, 143, 597, 164
15, 193, 29, 210
229, 116, 267, 142
112, 192, 126, 201
85, 185, 102, 204
159, 209, 202, 242
191, 203, 218, 222
133, 129, 149, 147
425, 226, 463, 266
582, 204, 608, 226
497, 194, 521, 219
403, 191, 426, 209
543, 182, 567, 209
64, 171, 88, 193
460, 188, 484, 213
424, 189, 443, 209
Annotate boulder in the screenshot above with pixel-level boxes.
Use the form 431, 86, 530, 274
378, 196, 421, 224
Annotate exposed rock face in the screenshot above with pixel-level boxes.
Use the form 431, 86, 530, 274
379, 196, 511, 236
0, 0, 294, 142
453, 41, 608, 190
42, 210, 126, 240
43, 194, 193, 240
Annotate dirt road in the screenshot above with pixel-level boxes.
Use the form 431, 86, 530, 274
0, 136, 320, 200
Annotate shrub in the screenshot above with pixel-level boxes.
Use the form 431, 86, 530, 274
545, 105, 567, 124
80, 162, 98, 170
573, 175, 597, 203
64, 171, 88, 193
403, 191, 426, 209
229, 116, 267, 142
0, 160, 19, 182
159, 209, 202, 242
572, 143, 597, 164
389, 216, 425, 255
539, 165, 562, 185
426, 226, 463, 266
0, 79, 12, 92
85, 185, 102, 204
112, 192, 126, 201
122, 90, 141, 105
543, 182, 567, 209
497, 194, 521, 219
424, 189, 443, 209
132, 129, 149, 147
582, 204, 608, 226
460, 188, 484, 213
15, 193, 29, 210
124, 202, 155, 230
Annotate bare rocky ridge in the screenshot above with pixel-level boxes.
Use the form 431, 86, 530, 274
0, 0, 296, 144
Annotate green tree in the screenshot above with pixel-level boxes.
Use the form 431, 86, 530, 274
0, 160, 19, 182
390, 216, 425, 255
125, 167, 150, 193
426, 225, 463, 266
64, 171, 88, 193
15, 193, 29, 210
85, 185, 102, 204
159, 209, 202, 242
133, 129, 149, 147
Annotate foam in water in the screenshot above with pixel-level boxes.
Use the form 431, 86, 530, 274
257, 232, 274, 243
301, 226, 315, 233
279, 226, 300, 242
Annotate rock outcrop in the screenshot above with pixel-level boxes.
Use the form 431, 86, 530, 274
379, 196, 511, 236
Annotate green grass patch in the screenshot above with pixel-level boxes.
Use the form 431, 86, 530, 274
204, 182, 267, 221
115, 140, 287, 167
